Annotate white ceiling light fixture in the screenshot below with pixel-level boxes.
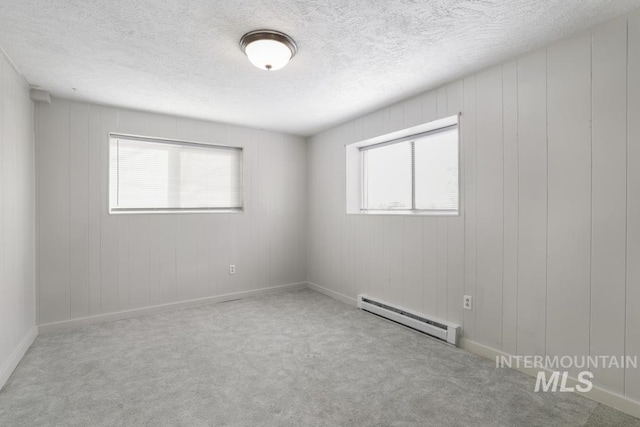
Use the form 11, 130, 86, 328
240, 30, 297, 71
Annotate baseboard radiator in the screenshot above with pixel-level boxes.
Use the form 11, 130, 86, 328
357, 295, 460, 346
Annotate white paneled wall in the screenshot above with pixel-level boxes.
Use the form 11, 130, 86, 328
36, 99, 307, 325
0, 53, 36, 386
627, 10, 640, 401
307, 12, 640, 402
590, 17, 628, 394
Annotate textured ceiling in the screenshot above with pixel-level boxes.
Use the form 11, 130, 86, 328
1, 0, 640, 136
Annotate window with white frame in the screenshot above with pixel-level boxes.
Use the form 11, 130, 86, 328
109, 134, 243, 213
346, 115, 459, 215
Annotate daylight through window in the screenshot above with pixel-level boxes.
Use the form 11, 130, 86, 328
109, 134, 243, 213
361, 126, 458, 213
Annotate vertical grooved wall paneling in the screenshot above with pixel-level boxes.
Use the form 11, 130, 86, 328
306, 12, 640, 402
0, 50, 36, 380
69, 103, 89, 318
36, 101, 307, 324
590, 16, 627, 394
516, 49, 547, 357
501, 60, 519, 355
626, 8, 640, 401
462, 75, 477, 340
546, 33, 591, 378
38, 99, 70, 323
475, 65, 504, 350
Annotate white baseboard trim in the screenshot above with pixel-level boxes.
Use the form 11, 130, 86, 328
32, 280, 640, 420
305, 283, 640, 420
0, 326, 38, 391
460, 338, 640, 420
306, 282, 358, 306
39, 282, 307, 333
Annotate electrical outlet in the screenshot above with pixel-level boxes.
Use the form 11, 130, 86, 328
463, 295, 472, 310
229, 264, 236, 275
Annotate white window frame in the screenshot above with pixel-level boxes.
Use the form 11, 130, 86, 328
108, 133, 244, 215
345, 114, 460, 216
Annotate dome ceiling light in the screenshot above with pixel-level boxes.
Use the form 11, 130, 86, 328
239, 30, 297, 71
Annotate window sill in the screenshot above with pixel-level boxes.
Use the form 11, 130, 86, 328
347, 210, 459, 217
109, 208, 244, 215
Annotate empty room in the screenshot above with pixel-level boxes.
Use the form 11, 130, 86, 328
2, 0, 640, 425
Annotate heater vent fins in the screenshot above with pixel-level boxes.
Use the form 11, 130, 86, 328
361, 297, 448, 330
357, 294, 460, 346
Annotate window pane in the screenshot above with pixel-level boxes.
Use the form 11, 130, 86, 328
364, 141, 412, 210
414, 129, 458, 211
179, 146, 242, 208
116, 140, 170, 208
110, 136, 242, 211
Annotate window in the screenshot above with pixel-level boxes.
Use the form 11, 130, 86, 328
109, 134, 243, 213
346, 115, 459, 215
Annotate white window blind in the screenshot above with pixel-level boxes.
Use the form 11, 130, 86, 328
109, 134, 243, 213
362, 141, 412, 210
361, 126, 458, 213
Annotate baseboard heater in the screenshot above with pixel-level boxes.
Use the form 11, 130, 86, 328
357, 295, 460, 346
